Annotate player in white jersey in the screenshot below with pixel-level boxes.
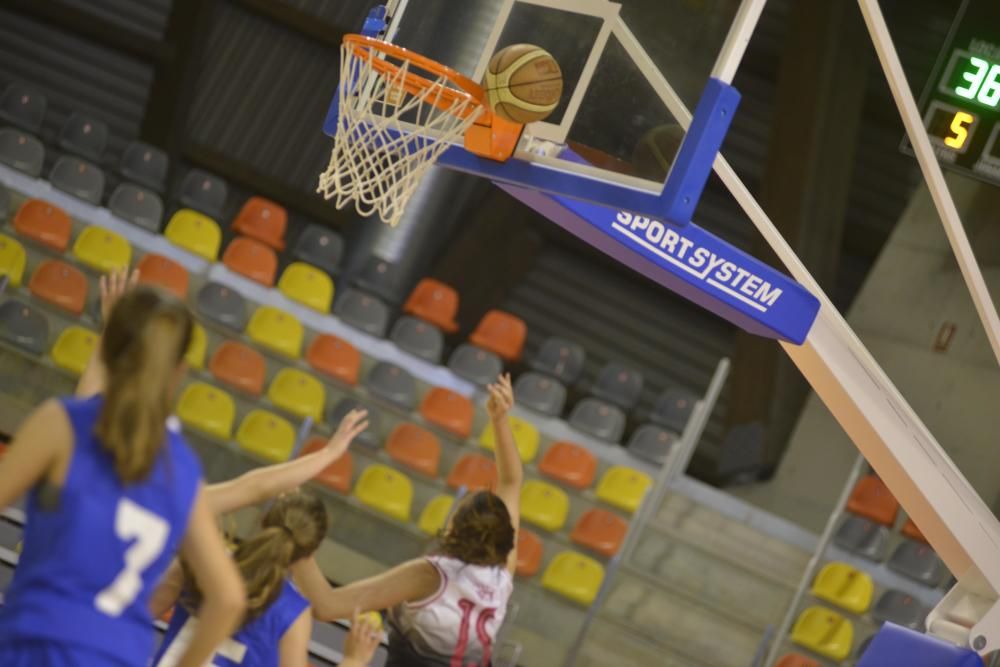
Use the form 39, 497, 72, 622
292, 374, 522, 666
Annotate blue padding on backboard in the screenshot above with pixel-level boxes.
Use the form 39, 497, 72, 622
857, 624, 983, 667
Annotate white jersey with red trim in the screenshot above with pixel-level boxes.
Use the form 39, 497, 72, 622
388, 556, 513, 666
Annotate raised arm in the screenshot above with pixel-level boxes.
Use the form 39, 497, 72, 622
485, 374, 522, 574
77, 269, 138, 398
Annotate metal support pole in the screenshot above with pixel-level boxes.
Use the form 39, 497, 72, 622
710, 0, 770, 84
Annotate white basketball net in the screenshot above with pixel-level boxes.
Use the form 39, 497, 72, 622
318, 40, 484, 227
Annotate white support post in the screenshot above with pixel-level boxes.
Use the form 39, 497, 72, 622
710, 0, 770, 84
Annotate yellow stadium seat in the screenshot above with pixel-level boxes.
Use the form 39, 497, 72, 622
278, 262, 334, 313
354, 464, 413, 522
267, 367, 325, 421
595, 466, 652, 514
72, 227, 132, 272
541, 551, 605, 606
790, 606, 854, 661
176, 382, 235, 440
811, 562, 873, 614
521, 479, 569, 532
418, 494, 454, 536
51, 325, 97, 376
236, 409, 295, 463
185, 322, 207, 370
246, 305, 303, 358
479, 415, 539, 463
0, 234, 27, 287
164, 209, 221, 261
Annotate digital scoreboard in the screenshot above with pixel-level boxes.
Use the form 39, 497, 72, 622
905, 1, 1000, 186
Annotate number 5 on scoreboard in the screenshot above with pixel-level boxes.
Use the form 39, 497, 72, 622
944, 111, 975, 150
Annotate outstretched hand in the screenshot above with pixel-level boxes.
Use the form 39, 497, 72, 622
343, 608, 382, 665
99, 268, 139, 324
486, 373, 514, 421
326, 408, 369, 459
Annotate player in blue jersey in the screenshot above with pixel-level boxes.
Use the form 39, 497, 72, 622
0, 271, 246, 667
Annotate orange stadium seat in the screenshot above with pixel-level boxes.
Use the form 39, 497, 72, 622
385, 423, 441, 478
305, 333, 361, 385
847, 474, 899, 526
222, 236, 277, 286
419, 387, 474, 438
29, 259, 88, 315
515, 529, 543, 577
538, 441, 597, 490
468, 309, 526, 362
209, 340, 266, 396
403, 278, 459, 333
775, 655, 820, 667
447, 454, 497, 492
136, 253, 188, 299
14, 199, 72, 252
901, 517, 927, 544
298, 436, 353, 493
232, 196, 287, 250
571, 508, 627, 558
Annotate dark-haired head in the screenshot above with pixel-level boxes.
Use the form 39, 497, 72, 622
438, 490, 515, 567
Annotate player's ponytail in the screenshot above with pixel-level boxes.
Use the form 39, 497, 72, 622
96, 286, 193, 483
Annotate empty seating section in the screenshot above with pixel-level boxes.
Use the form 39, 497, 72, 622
469, 309, 526, 361
419, 387, 473, 438
137, 254, 189, 299
293, 224, 343, 274
0, 128, 44, 177
810, 562, 873, 614
590, 362, 643, 410
385, 423, 441, 477
0, 234, 26, 286
569, 398, 626, 443
447, 454, 497, 492
775, 655, 820, 667
236, 410, 295, 463
539, 441, 597, 489
165, 209, 221, 261
59, 112, 108, 162
403, 278, 459, 333
847, 474, 900, 526
365, 361, 417, 409
417, 495, 454, 535
267, 368, 325, 421
514, 372, 566, 416
186, 322, 207, 369
520, 479, 569, 532
627, 424, 676, 465
329, 398, 381, 448
119, 141, 168, 192
209, 341, 266, 395
888, 538, 946, 586
0, 83, 46, 132
354, 256, 404, 304
0, 301, 45, 355
50, 156, 104, 205
179, 169, 228, 219
246, 306, 303, 358
306, 334, 360, 385
50, 325, 97, 375
196, 282, 248, 330
651, 387, 697, 432
834, 515, 890, 561
596, 466, 652, 514
571, 509, 627, 557
109, 183, 163, 232
541, 551, 604, 606
298, 437, 353, 494
872, 590, 926, 630
448, 343, 502, 386
30, 260, 88, 315
790, 606, 854, 661
901, 517, 927, 543
278, 262, 333, 312
530, 336, 585, 384
177, 382, 236, 440
390, 316, 443, 363
479, 416, 539, 463
72, 227, 131, 272
14, 199, 71, 252
334, 288, 389, 337
223, 236, 277, 286
355, 464, 413, 521
515, 529, 543, 577
232, 197, 287, 250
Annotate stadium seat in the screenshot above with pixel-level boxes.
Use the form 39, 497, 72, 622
568, 398, 626, 443
516, 529, 543, 577
51, 325, 97, 376
626, 424, 677, 465
447, 344, 503, 386
447, 454, 497, 492
196, 282, 248, 330
267, 367, 325, 421
179, 169, 228, 219
385, 423, 441, 477
0, 234, 27, 287
469, 310, 526, 362
186, 322, 207, 369
571, 509, 627, 558
650, 387, 698, 432
775, 654, 820, 667
872, 590, 926, 630
538, 441, 597, 490
50, 156, 105, 205
353, 256, 405, 304
237, 410, 295, 463
418, 495, 454, 535
14, 199, 72, 252
354, 464, 413, 522
222, 236, 277, 286
0, 300, 48, 355
72, 227, 132, 272
790, 606, 854, 661
278, 262, 334, 312
209, 340, 266, 395
520, 480, 569, 531
298, 436, 353, 493
292, 224, 343, 274
119, 141, 168, 192
328, 398, 381, 448
514, 372, 566, 416
596, 466, 652, 514
811, 562, 874, 614
247, 306, 303, 358
232, 197, 287, 250
365, 361, 417, 409
419, 387, 473, 438
0, 183, 8, 219
29, 260, 88, 315
0, 128, 44, 177
541, 551, 604, 605
888, 539, 947, 586
590, 362, 644, 411
176, 382, 236, 440
334, 288, 390, 337
402, 278, 459, 333
305, 333, 360, 385
136, 253, 188, 299
833, 515, 890, 561
847, 474, 899, 526
58, 112, 108, 162
165, 209, 222, 261
390, 315, 443, 363
0, 83, 46, 132
901, 517, 927, 544
479, 415, 540, 463
109, 183, 163, 232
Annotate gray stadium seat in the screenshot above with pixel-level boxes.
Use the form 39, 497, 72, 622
872, 590, 926, 630
514, 371, 566, 416
529, 336, 585, 384
328, 398, 381, 448
293, 224, 344, 274
179, 168, 228, 219
0, 561, 13, 598
334, 288, 390, 337
49, 156, 105, 205
627, 423, 677, 464
448, 343, 502, 386
196, 282, 248, 331
0, 83, 46, 133
888, 538, 947, 586
109, 183, 163, 232
0, 300, 49, 355
390, 315, 443, 363
58, 112, 108, 162
120, 141, 168, 192
0, 128, 44, 177
650, 386, 698, 432
833, 515, 890, 561
0, 183, 9, 221
365, 361, 417, 410
569, 398, 626, 443
591, 362, 644, 410
0, 519, 20, 551
353, 256, 405, 305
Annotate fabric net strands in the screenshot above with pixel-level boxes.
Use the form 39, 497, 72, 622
319, 36, 486, 227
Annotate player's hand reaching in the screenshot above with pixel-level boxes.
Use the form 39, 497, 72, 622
99, 268, 139, 324
325, 409, 369, 460
486, 373, 514, 421
342, 608, 382, 666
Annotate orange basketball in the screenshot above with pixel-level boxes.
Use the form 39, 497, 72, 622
483, 44, 563, 124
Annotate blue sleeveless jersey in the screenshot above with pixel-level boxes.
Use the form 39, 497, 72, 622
0, 396, 202, 666
153, 580, 309, 667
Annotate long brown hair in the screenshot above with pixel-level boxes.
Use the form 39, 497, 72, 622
96, 286, 193, 483
438, 490, 515, 567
